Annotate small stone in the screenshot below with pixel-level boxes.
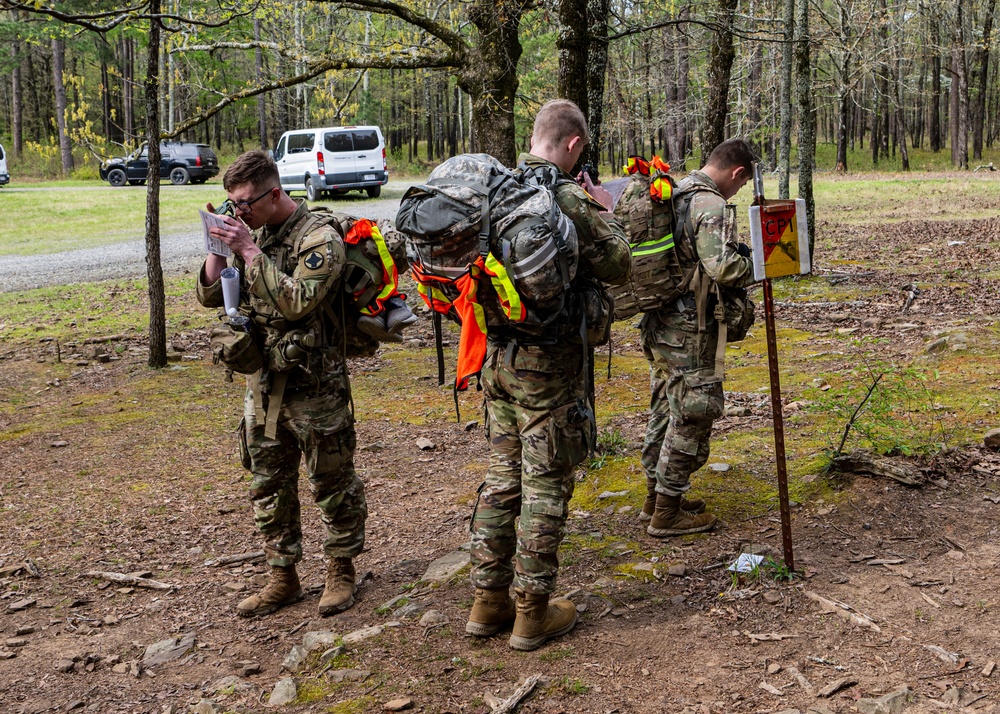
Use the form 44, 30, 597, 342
709, 462, 730, 472
327, 668, 371, 683
15, 626, 35, 636
393, 601, 425, 619
50, 440, 70, 448
632, 563, 654, 572
984, 428, 1000, 450
724, 405, 751, 417
5, 638, 27, 648
415, 437, 436, 450
221, 582, 246, 594
618, 505, 633, 514
862, 317, 882, 329
64, 701, 85, 711
142, 632, 196, 667
112, 663, 128, 674
103, 615, 119, 626
670, 595, 687, 606
240, 663, 261, 676
343, 625, 384, 645
267, 678, 297, 707
383, 698, 414, 712
55, 659, 76, 673
418, 610, 448, 627
0, 650, 16, 659
826, 312, 849, 323
763, 590, 783, 605
945, 550, 964, 560
421, 550, 468, 582
360, 442, 386, 452
8, 598, 36, 612
191, 699, 221, 714
816, 677, 857, 698
596, 489, 629, 499
281, 645, 307, 672
464, 420, 479, 431
303, 630, 339, 652
925, 337, 949, 354
856, 686, 913, 714
767, 662, 782, 674
667, 564, 686, 577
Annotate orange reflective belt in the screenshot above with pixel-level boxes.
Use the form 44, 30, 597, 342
411, 259, 488, 391
483, 253, 526, 323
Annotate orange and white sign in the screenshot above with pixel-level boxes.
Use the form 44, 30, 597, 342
748, 198, 810, 281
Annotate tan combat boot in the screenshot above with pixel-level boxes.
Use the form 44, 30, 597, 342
509, 589, 578, 651
236, 565, 303, 617
640, 478, 706, 521
466, 587, 516, 637
318, 557, 356, 616
647, 494, 717, 537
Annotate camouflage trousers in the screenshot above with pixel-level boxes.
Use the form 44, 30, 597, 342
470, 340, 593, 595
640, 309, 725, 497
241, 384, 366, 568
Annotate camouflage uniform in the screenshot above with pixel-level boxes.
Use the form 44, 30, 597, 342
470, 153, 631, 595
197, 200, 366, 567
641, 171, 755, 497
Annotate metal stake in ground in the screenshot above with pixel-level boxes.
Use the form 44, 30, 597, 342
762, 277, 794, 571
748, 162, 812, 572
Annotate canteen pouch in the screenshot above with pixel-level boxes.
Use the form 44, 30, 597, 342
722, 288, 756, 343
210, 325, 264, 374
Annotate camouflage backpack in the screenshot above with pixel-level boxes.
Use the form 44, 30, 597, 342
610, 155, 701, 321
395, 153, 579, 391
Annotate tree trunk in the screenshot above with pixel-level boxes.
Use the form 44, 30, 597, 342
460, 0, 526, 165
835, 2, 851, 172
586, 0, 610, 167
701, 0, 739, 165
145, 0, 167, 369
11, 8, 22, 156
972, 0, 995, 159
255, 18, 268, 150
778, 0, 795, 197
557, 0, 589, 132
51, 38, 74, 175
953, 0, 969, 169
796, 0, 815, 258
123, 37, 134, 142
930, 11, 942, 152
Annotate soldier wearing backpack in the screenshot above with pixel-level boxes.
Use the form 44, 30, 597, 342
639, 139, 758, 537
465, 100, 631, 651
197, 150, 407, 619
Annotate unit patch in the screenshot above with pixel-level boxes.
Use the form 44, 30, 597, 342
303, 251, 325, 271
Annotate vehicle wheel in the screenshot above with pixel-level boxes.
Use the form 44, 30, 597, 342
107, 169, 127, 187
169, 166, 190, 185
366, 185, 381, 199
305, 177, 318, 202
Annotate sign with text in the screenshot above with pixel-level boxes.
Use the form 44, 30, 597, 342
748, 198, 810, 281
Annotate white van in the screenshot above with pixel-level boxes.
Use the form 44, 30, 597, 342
273, 126, 387, 200
0, 143, 8, 186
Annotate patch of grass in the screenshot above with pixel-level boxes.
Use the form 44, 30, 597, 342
324, 696, 376, 714
548, 676, 591, 696
538, 646, 577, 662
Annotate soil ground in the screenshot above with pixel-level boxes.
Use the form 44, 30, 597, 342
2, 209, 1000, 714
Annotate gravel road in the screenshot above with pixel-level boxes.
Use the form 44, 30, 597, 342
0, 187, 409, 293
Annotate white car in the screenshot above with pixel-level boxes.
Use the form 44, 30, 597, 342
0, 143, 8, 186
273, 125, 388, 200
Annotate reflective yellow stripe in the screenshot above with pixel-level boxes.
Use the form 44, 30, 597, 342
484, 253, 526, 322
632, 234, 674, 257
358, 225, 400, 315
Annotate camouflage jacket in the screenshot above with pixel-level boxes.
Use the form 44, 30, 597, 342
517, 153, 632, 290
676, 170, 755, 290
196, 200, 352, 396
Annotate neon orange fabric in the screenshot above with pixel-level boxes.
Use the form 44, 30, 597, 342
623, 156, 650, 176
411, 259, 488, 391
343, 219, 402, 316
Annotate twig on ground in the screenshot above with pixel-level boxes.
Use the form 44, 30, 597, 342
805, 591, 881, 632
82, 571, 175, 590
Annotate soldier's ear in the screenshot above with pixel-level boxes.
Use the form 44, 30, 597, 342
730, 165, 747, 182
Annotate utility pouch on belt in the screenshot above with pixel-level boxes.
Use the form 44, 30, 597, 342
721, 287, 756, 343
210, 324, 263, 374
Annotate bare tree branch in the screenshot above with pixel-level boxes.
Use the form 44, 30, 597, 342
312, 0, 467, 54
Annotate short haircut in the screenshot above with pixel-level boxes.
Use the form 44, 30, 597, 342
532, 99, 590, 151
705, 139, 757, 175
223, 149, 280, 192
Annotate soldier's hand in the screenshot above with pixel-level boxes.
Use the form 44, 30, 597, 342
580, 171, 614, 212
736, 243, 752, 258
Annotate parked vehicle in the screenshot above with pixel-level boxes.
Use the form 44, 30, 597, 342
273, 126, 388, 200
100, 142, 220, 187
0, 143, 8, 186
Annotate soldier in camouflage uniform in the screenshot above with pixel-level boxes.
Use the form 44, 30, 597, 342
466, 100, 631, 651
640, 139, 758, 537
196, 150, 365, 617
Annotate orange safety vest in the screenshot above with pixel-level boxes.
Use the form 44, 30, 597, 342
342, 218, 403, 316
624, 155, 672, 203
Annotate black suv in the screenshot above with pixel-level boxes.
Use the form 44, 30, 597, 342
101, 142, 220, 186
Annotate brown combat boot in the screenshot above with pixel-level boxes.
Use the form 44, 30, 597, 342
640, 478, 706, 521
318, 557, 356, 616
466, 587, 516, 637
236, 565, 303, 617
509, 589, 578, 651
647, 494, 717, 537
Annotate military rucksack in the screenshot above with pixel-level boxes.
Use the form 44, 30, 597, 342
395, 153, 579, 391
610, 155, 701, 321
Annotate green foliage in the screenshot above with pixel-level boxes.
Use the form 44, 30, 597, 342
588, 428, 629, 469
